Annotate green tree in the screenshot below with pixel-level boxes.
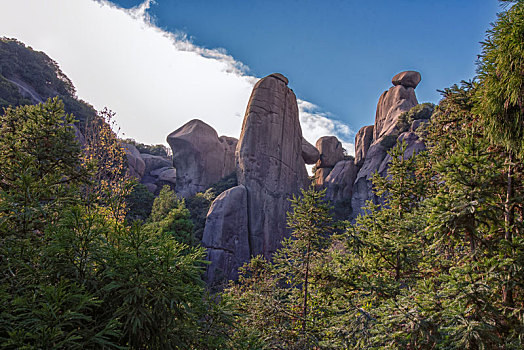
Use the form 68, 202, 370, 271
475, 0, 524, 155
0, 99, 232, 349
225, 187, 337, 349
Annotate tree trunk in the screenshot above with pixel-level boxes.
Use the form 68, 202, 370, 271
503, 153, 514, 306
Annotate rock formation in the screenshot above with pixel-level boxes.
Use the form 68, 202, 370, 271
236, 73, 309, 258
351, 71, 424, 218
202, 185, 249, 285
167, 119, 238, 197
302, 137, 320, 164
324, 160, 358, 203
123, 143, 146, 179
201, 73, 309, 285
314, 136, 345, 187
354, 125, 374, 167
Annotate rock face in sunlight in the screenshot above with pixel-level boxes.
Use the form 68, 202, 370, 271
351, 70, 425, 219
236, 73, 309, 259
167, 119, 238, 197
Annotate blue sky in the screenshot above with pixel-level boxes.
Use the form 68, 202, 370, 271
111, 0, 500, 128
1, 0, 501, 151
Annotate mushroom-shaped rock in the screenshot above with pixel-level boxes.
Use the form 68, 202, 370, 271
315, 136, 345, 168
302, 137, 320, 164
354, 125, 374, 167
123, 143, 146, 179
167, 119, 237, 197
392, 71, 421, 88
236, 73, 309, 259
202, 185, 250, 286
325, 160, 359, 203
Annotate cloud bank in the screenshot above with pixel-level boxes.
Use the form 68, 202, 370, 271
1, 0, 353, 153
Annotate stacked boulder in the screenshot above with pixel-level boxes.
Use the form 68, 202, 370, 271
123, 143, 176, 193
166, 119, 238, 198
202, 73, 310, 285
351, 70, 428, 218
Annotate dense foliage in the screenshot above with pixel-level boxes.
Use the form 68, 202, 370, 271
1, 1, 522, 349
224, 2, 524, 348
0, 99, 232, 349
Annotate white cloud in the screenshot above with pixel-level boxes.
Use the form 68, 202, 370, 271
0, 0, 353, 152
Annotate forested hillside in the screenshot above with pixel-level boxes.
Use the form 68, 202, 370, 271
0, 1, 523, 349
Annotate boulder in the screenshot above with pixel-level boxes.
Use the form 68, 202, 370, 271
315, 136, 345, 168
301, 137, 320, 164
236, 73, 309, 259
325, 160, 358, 203
166, 119, 237, 197
373, 85, 418, 140
123, 143, 145, 179
150, 166, 172, 177
392, 71, 421, 88
202, 185, 250, 285
354, 125, 374, 167
157, 168, 177, 184
140, 153, 172, 175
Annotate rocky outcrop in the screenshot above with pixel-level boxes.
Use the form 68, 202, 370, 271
354, 125, 374, 167
324, 160, 358, 203
301, 137, 320, 164
236, 73, 309, 259
167, 119, 238, 197
314, 136, 344, 187
123, 143, 146, 179
141, 153, 172, 174
373, 84, 418, 141
351, 71, 422, 218
202, 185, 249, 285
315, 136, 345, 168
137, 153, 176, 193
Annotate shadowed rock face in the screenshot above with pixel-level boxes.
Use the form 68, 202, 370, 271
325, 160, 358, 203
236, 73, 309, 259
302, 137, 320, 164
354, 125, 374, 167
202, 185, 249, 285
166, 119, 238, 197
